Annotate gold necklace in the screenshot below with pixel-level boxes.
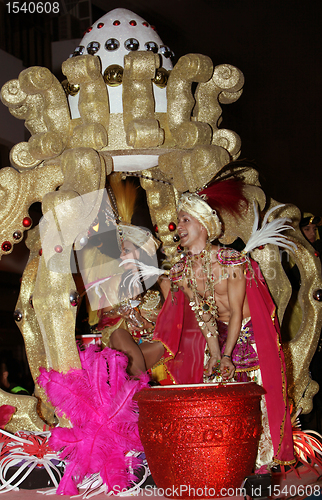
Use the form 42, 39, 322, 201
186, 244, 219, 338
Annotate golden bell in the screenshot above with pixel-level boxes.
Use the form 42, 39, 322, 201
67, 82, 80, 96
103, 64, 123, 87
153, 67, 169, 88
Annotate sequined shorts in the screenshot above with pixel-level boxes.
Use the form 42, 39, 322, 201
217, 317, 260, 375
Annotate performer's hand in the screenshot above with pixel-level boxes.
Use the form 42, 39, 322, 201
205, 355, 221, 377
101, 308, 121, 320
220, 356, 235, 380
117, 304, 144, 328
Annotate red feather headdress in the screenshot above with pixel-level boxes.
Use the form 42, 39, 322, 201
198, 178, 248, 217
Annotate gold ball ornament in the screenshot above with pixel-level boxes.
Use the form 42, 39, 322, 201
61, 79, 80, 96
152, 67, 169, 88
67, 82, 80, 96
103, 64, 123, 87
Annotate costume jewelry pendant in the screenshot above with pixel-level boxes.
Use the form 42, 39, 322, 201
186, 244, 219, 338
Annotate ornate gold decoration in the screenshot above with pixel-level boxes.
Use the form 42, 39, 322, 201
0, 390, 47, 433
61, 79, 81, 97
103, 64, 123, 87
123, 51, 164, 148
14, 227, 56, 429
167, 54, 214, 148
0, 164, 63, 259
152, 67, 169, 88
62, 55, 109, 149
68, 83, 81, 96
139, 168, 179, 255
1, 67, 70, 170
0, 40, 320, 432
195, 64, 244, 159
158, 145, 230, 193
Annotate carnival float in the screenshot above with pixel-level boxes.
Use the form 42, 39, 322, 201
0, 6, 321, 497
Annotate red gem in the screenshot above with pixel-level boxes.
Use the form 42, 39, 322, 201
113, 20, 120, 26
54, 245, 63, 253
315, 251, 320, 258
39, 248, 42, 256
151, 25, 156, 30
169, 222, 176, 232
177, 245, 183, 251
142, 22, 149, 27
2, 241, 12, 252
86, 27, 93, 33
258, 245, 265, 250
23, 216, 32, 228
154, 224, 158, 233
129, 20, 137, 26
97, 23, 104, 28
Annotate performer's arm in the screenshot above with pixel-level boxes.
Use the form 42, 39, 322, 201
204, 334, 221, 376
159, 276, 171, 300
221, 265, 246, 380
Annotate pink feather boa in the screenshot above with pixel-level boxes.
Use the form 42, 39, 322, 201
38, 345, 149, 495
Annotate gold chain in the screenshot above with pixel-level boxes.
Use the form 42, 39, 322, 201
186, 244, 219, 338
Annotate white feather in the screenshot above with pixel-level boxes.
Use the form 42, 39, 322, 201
119, 259, 165, 290
84, 276, 112, 298
242, 202, 297, 255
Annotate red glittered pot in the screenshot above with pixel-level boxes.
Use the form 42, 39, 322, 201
134, 382, 265, 499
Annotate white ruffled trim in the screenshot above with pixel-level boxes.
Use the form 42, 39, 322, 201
0, 429, 62, 494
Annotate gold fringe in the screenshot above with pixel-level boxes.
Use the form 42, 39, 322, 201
272, 457, 296, 465
109, 172, 138, 224
236, 364, 260, 373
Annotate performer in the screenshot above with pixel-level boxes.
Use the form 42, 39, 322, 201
152, 179, 295, 470
85, 175, 168, 377
96, 223, 168, 377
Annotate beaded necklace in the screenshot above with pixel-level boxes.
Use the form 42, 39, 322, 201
185, 243, 219, 339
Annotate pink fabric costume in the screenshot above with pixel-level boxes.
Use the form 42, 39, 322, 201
153, 250, 295, 466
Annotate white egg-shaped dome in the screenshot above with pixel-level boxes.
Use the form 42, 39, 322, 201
68, 8, 173, 117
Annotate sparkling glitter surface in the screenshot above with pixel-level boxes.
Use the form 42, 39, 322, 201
135, 383, 264, 498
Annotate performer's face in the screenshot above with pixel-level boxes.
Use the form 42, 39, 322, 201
120, 240, 140, 270
301, 223, 317, 243
177, 211, 206, 249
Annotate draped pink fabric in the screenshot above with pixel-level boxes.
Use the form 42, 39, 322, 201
153, 258, 294, 465
153, 291, 206, 384
246, 259, 294, 464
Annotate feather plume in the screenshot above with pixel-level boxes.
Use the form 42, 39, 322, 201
38, 345, 149, 495
78, 455, 150, 498
119, 259, 165, 290
242, 203, 297, 254
109, 173, 138, 224
84, 275, 112, 298
198, 178, 248, 216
